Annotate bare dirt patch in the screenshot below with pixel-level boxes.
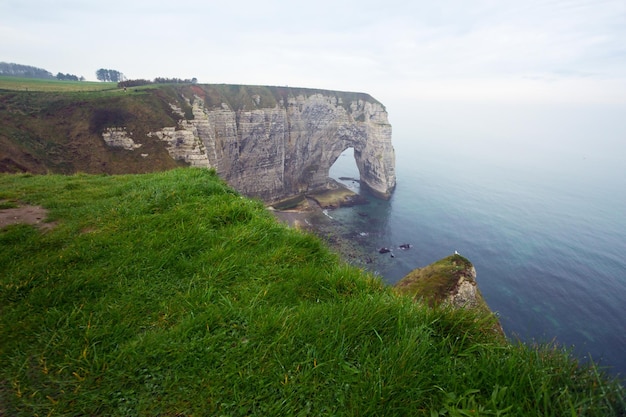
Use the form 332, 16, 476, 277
0, 201, 56, 231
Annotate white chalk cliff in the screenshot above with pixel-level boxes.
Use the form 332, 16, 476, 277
157, 87, 395, 201
102, 85, 396, 202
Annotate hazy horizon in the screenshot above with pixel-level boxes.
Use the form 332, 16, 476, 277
2, 1, 625, 108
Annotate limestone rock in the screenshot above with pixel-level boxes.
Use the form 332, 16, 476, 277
147, 123, 210, 168
102, 127, 142, 151
395, 254, 504, 335
447, 266, 480, 309
139, 87, 396, 202
395, 254, 487, 311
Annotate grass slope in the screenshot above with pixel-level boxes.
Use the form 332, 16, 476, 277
0, 76, 117, 92
1, 169, 624, 416
0, 81, 185, 174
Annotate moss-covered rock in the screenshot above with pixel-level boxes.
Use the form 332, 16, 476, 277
395, 254, 501, 321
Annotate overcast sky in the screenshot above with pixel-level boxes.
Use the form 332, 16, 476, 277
2, 0, 626, 106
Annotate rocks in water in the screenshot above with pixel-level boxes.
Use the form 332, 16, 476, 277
379, 243, 411, 257
380, 244, 411, 254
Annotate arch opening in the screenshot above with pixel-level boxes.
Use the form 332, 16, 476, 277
329, 147, 361, 194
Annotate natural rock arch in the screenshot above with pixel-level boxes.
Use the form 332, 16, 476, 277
328, 147, 360, 184
271, 93, 396, 200
101, 86, 397, 202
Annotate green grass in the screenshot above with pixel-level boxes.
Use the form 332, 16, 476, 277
0, 168, 624, 416
0, 76, 378, 109
0, 76, 117, 92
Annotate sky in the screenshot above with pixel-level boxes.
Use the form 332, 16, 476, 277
2, 0, 626, 110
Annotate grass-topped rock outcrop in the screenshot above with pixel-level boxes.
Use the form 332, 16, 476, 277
395, 254, 505, 336
1, 168, 624, 416
396, 254, 487, 310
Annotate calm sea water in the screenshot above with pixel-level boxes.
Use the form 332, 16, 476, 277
327, 104, 626, 377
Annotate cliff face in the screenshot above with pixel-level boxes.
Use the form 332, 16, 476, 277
0, 84, 395, 202
142, 87, 396, 202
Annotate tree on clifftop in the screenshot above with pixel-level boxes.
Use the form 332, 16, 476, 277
96, 68, 125, 82
0, 62, 54, 79
56, 72, 83, 81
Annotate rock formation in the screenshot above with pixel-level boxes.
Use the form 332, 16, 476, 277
110, 86, 396, 202
0, 84, 395, 202
395, 254, 488, 311
101, 128, 142, 151
395, 254, 504, 335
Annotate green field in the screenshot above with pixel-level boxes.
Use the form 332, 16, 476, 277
0, 76, 118, 92
0, 168, 623, 416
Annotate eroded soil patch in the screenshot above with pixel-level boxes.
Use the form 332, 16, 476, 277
0, 201, 56, 231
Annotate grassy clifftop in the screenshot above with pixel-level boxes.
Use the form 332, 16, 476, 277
1, 168, 623, 416
0, 77, 382, 176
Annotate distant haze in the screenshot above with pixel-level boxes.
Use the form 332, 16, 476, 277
2, 0, 625, 107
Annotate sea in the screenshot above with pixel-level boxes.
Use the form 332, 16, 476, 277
326, 101, 626, 378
